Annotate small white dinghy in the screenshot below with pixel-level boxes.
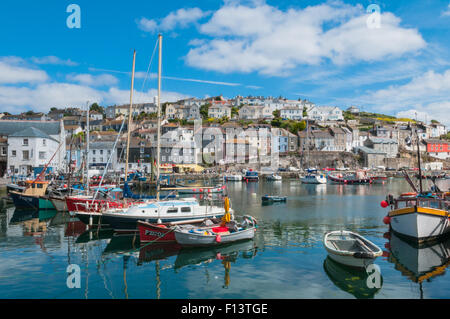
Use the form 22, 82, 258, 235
174, 215, 257, 247
323, 231, 382, 268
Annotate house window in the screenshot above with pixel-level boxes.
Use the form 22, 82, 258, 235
23, 150, 29, 160
11, 150, 16, 157
43, 139, 46, 146
39, 152, 46, 159
93, 150, 96, 155
0, 147, 6, 156
23, 139, 28, 146
100, 150, 103, 155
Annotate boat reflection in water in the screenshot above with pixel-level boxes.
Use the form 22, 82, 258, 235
386, 231, 450, 298
323, 256, 383, 299
10, 208, 57, 236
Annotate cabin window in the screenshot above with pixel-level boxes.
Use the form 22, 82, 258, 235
37, 184, 43, 189
167, 207, 178, 213
181, 207, 191, 213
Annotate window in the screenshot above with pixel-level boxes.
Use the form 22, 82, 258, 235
39, 152, 46, 159
180, 205, 190, 212
22, 150, 29, 160
11, 150, 16, 157
167, 207, 178, 213
100, 150, 103, 155
23, 139, 28, 146
93, 150, 96, 155
0, 147, 6, 156
43, 139, 46, 146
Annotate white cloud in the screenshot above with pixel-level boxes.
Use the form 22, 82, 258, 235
66, 73, 119, 86
369, 69, 450, 105
185, 2, 426, 75
0, 83, 103, 113
31, 56, 78, 66
442, 4, 450, 16
396, 102, 450, 126
0, 60, 48, 84
104, 87, 190, 105
138, 8, 209, 33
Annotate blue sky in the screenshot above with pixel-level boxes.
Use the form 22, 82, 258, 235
0, 0, 449, 124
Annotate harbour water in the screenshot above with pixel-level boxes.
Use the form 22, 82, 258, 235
0, 178, 449, 299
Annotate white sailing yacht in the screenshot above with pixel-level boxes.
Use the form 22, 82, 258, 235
102, 34, 229, 232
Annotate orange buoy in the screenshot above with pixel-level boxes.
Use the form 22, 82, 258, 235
383, 216, 391, 224
380, 200, 389, 208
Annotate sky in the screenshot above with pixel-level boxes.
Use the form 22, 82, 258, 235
0, 0, 449, 125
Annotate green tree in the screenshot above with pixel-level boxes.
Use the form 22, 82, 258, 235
90, 102, 104, 115
200, 103, 211, 119
273, 110, 280, 118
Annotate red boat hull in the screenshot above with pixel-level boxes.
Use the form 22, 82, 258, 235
138, 221, 176, 243
66, 196, 125, 213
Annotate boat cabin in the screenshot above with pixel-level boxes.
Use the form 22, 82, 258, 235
23, 181, 49, 196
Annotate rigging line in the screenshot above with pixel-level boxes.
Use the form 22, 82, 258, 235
134, 37, 159, 106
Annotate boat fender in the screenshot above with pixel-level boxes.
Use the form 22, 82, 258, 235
383, 216, 391, 224
353, 252, 374, 259
216, 234, 221, 243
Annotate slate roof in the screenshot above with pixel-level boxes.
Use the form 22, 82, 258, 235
0, 120, 61, 136
10, 127, 59, 142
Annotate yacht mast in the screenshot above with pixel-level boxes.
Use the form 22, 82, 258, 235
86, 101, 90, 195
125, 50, 136, 179
156, 34, 162, 201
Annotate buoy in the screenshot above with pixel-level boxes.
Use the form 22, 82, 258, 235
382, 251, 390, 258
384, 242, 391, 250
216, 234, 221, 243
380, 200, 389, 208
208, 189, 211, 193
383, 232, 391, 239
383, 216, 391, 224
199, 188, 203, 192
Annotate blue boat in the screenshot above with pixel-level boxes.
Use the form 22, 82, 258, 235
244, 170, 259, 181
261, 195, 287, 202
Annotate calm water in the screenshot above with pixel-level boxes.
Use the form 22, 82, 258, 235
0, 178, 449, 299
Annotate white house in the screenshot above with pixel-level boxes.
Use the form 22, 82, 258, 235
8, 127, 61, 176
89, 141, 117, 170
307, 106, 344, 122
280, 106, 302, 120
238, 105, 273, 120
0, 120, 66, 176
208, 105, 232, 119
